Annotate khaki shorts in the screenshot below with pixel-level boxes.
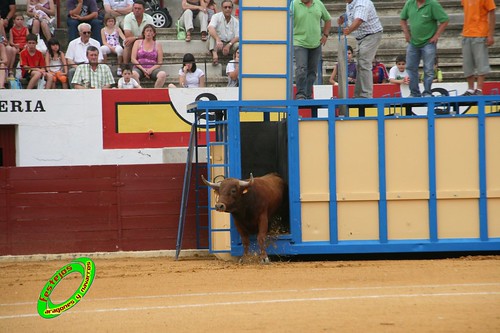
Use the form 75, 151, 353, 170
462, 37, 490, 77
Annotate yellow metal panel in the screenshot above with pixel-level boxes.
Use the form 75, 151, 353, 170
242, 11, 287, 41
241, 78, 287, 100
435, 118, 479, 193
338, 202, 379, 240
335, 121, 379, 196
385, 119, 429, 197
486, 117, 500, 194
301, 193, 330, 202
387, 201, 429, 240
245, 0, 287, 6
488, 198, 500, 238
436, 190, 479, 199
337, 192, 379, 201
242, 44, 287, 75
299, 121, 329, 197
437, 199, 479, 238
301, 202, 330, 242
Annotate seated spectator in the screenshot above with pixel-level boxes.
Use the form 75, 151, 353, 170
117, 64, 141, 88
66, 22, 103, 85
372, 57, 388, 84
0, 42, 7, 88
226, 46, 238, 87
0, 0, 16, 38
389, 54, 410, 85
7, 13, 28, 76
174, 53, 205, 88
122, 0, 153, 65
207, 0, 238, 65
204, 0, 217, 23
329, 45, 357, 86
100, 14, 125, 76
130, 24, 166, 88
179, 0, 208, 42
19, 33, 52, 89
67, 0, 102, 44
45, 38, 68, 89
103, 0, 133, 29
72, 45, 114, 88
27, 0, 55, 43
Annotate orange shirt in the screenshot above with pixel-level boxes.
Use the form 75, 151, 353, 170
462, 0, 497, 37
11, 26, 28, 50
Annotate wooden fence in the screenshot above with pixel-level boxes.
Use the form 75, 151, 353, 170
0, 164, 208, 255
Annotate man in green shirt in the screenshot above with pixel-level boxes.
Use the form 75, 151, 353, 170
400, 0, 448, 97
293, 0, 331, 100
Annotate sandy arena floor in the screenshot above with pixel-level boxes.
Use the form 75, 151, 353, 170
0, 254, 499, 332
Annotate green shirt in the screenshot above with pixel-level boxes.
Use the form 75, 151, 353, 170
72, 64, 115, 89
293, 0, 331, 49
400, 0, 449, 48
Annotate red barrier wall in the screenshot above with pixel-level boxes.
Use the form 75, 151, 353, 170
0, 164, 208, 255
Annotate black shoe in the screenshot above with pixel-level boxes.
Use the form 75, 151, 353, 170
461, 90, 476, 96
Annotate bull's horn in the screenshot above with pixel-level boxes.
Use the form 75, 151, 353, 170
201, 175, 220, 189
239, 173, 254, 188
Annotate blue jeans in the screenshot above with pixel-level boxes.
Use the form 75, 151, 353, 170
294, 45, 322, 99
406, 42, 436, 97
67, 17, 103, 44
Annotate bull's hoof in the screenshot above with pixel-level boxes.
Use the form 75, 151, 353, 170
260, 256, 270, 265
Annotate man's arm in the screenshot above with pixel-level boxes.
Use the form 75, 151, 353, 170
487, 9, 496, 46
429, 20, 448, 44
400, 20, 410, 43
68, 0, 83, 16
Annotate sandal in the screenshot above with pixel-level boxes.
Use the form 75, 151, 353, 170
201, 32, 207, 41
185, 32, 191, 42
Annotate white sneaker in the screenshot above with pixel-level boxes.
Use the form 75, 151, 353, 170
117, 68, 122, 76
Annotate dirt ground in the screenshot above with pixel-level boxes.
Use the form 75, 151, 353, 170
0, 254, 499, 333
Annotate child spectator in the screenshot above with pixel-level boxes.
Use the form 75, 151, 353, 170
204, 0, 218, 22
100, 14, 125, 76
389, 55, 410, 85
226, 47, 239, 87
421, 56, 443, 83
19, 33, 52, 89
7, 13, 28, 77
372, 56, 389, 84
27, 0, 50, 24
177, 53, 205, 88
117, 64, 141, 88
329, 45, 357, 86
45, 38, 68, 89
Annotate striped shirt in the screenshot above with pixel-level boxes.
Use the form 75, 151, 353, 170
346, 0, 383, 40
72, 64, 115, 88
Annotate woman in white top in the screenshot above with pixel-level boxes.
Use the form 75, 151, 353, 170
178, 53, 205, 88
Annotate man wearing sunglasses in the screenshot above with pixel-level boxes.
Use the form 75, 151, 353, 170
207, 0, 239, 66
66, 22, 104, 86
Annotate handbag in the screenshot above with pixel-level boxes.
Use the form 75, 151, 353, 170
37, 76, 46, 89
176, 20, 186, 40
8, 77, 23, 89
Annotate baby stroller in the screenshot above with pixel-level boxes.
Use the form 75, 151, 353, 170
145, 0, 173, 28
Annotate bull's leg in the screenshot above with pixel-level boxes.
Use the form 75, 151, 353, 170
257, 214, 269, 264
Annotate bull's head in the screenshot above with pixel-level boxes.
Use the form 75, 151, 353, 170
202, 174, 254, 212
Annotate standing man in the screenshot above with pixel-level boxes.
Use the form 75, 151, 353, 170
122, 0, 153, 65
293, 0, 331, 100
400, 0, 448, 98
103, 0, 133, 29
461, 0, 496, 96
207, 0, 238, 66
72, 45, 115, 89
67, 0, 103, 44
338, 0, 383, 99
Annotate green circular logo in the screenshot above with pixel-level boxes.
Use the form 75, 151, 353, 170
37, 257, 96, 319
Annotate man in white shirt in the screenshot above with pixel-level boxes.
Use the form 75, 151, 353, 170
207, 0, 239, 65
66, 22, 103, 86
103, 0, 133, 28
122, 0, 153, 64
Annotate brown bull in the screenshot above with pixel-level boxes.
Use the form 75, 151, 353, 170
202, 173, 286, 263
